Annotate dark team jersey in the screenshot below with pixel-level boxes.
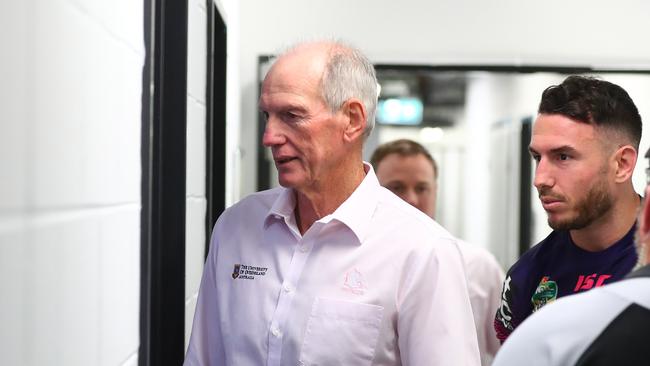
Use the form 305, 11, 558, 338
494, 224, 638, 343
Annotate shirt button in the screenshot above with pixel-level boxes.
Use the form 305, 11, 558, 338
298, 361, 305, 366
283, 282, 294, 293
271, 326, 282, 337
299, 245, 309, 253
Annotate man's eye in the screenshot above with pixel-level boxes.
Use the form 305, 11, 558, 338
389, 186, 404, 194
262, 111, 269, 121
559, 153, 569, 161
531, 154, 541, 163
283, 111, 300, 121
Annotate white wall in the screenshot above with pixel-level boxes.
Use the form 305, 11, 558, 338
185, 0, 209, 352
220, 1, 242, 207
184, 0, 241, 351
0, 0, 143, 365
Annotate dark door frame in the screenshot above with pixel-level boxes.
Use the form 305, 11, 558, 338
519, 116, 533, 255
140, 0, 188, 364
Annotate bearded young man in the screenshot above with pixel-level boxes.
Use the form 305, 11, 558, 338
494, 76, 643, 343
492, 147, 650, 366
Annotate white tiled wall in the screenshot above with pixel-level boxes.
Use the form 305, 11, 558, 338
0, 0, 143, 364
184, 0, 208, 352
184, 0, 241, 352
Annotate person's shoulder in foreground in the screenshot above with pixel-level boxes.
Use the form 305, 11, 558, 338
492, 264, 650, 366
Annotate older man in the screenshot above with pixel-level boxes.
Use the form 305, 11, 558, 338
184, 41, 479, 366
493, 148, 650, 366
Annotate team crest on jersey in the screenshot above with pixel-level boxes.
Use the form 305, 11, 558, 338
231, 263, 268, 280
531, 276, 557, 312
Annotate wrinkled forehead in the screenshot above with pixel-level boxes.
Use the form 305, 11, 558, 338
265, 46, 329, 83
260, 54, 326, 102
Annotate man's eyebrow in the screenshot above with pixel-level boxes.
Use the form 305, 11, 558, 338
258, 102, 308, 113
384, 180, 405, 185
549, 146, 579, 155
528, 145, 579, 155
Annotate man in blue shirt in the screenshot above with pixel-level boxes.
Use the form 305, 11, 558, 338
494, 76, 642, 343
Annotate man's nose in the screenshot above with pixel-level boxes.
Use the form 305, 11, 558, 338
533, 159, 555, 190
403, 189, 419, 207
262, 116, 285, 147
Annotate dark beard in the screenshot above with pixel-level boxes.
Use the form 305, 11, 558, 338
547, 178, 613, 230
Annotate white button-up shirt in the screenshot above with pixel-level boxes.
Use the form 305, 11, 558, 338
185, 165, 480, 366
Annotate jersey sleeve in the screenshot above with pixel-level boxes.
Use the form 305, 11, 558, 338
494, 271, 520, 343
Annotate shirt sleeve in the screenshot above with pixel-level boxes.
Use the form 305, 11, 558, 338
184, 230, 225, 366
397, 239, 480, 366
494, 271, 517, 343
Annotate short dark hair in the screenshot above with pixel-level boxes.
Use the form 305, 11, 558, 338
538, 75, 642, 150
370, 139, 438, 179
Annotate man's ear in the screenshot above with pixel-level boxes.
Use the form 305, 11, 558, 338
341, 98, 367, 143
613, 145, 638, 183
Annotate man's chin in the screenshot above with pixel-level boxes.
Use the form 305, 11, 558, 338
277, 175, 300, 189
277, 180, 294, 189
547, 213, 573, 230
548, 215, 588, 231
548, 220, 569, 231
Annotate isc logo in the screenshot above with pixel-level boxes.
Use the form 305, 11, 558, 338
573, 274, 611, 292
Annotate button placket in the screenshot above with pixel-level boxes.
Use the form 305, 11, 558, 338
266, 235, 317, 366
270, 325, 282, 338
283, 282, 294, 293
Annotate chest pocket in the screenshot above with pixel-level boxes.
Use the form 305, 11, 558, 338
299, 297, 384, 366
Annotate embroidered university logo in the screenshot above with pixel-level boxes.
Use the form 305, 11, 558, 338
231, 263, 268, 280
232, 264, 241, 279
531, 276, 557, 312
342, 268, 366, 295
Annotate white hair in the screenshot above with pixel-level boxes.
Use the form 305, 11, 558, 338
320, 44, 378, 139
272, 40, 378, 139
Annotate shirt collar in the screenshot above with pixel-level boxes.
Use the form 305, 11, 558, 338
264, 187, 296, 227
322, 162, 379, 244
263, 162, 380, 244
